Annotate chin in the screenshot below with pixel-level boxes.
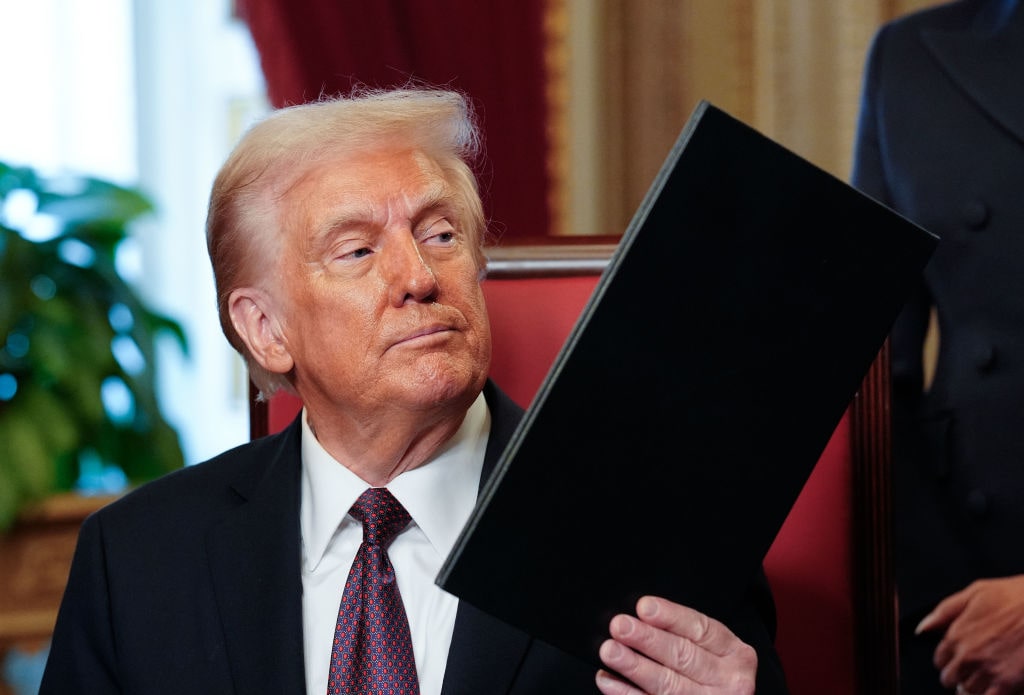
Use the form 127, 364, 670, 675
403, 363, 484, 409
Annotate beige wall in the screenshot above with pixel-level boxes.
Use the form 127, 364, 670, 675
547, 0, 942, 237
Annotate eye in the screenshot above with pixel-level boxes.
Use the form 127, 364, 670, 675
420, 217, 458, 246
347, 246, 373, 259
330, 240, 374, 263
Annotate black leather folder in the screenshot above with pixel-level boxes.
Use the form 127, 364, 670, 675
436, 100, 937, 665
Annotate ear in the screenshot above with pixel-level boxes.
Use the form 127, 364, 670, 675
228, 287, 295, 375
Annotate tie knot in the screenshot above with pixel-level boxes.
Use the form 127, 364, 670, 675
349, 487, 411, 547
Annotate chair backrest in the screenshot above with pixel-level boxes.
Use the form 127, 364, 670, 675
249, 241, 897, 695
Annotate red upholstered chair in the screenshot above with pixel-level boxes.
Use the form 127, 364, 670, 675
249, 242, 898, 695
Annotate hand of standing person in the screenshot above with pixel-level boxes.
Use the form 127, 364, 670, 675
917, 574, 1024, 695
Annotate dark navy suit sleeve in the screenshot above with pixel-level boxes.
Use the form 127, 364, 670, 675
40, 513, 122, 694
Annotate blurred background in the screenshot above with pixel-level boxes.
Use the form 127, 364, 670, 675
0, 0, 939, 472
0, 1, 940, 693
0, 0, 264, 472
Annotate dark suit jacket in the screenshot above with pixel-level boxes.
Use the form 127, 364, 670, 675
851, 0, 1024, 622
40, 380, 787, 694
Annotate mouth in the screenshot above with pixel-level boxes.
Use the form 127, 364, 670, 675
388, 324, 455, 350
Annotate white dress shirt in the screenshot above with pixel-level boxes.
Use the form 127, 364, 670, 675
300, 393, 489, 695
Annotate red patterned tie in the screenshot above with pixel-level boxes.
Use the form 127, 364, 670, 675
328, 487, 420, 695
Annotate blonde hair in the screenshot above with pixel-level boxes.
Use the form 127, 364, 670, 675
205, 87, 489, 397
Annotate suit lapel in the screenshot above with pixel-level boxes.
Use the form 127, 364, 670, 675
207, 421, 307, 694
202, 384, 536, 693
441, 601, 533, 695
923, 0, 1024, 145
441, 382, 532, 694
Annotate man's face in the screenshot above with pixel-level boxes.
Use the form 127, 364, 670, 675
269, 146, 491, 418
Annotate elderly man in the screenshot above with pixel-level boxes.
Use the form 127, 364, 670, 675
41, 87, 787, 694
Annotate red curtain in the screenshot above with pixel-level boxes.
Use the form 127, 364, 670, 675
237, 0, 552, 242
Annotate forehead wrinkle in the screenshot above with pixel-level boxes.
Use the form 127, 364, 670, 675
287, 147, 461, 254
399, 174, 456, 220
317, 172, 452, 234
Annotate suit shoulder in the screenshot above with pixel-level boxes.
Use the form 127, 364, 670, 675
882, 0, 983, 37
88, 428, 296, 530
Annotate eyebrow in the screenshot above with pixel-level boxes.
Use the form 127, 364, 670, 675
308, 178, 458, 249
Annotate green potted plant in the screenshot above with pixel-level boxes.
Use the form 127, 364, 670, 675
0, 161, 186, 530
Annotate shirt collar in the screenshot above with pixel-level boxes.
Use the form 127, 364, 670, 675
300, 393, 490, 571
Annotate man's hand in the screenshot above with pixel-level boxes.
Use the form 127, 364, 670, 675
595, 596, 757, 695
916, 574, 1024, 695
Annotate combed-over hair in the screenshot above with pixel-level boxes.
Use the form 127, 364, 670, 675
205, 87, 489, 398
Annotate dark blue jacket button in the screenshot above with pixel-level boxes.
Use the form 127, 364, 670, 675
961, 199, 989, 229
974, 343, 997, 372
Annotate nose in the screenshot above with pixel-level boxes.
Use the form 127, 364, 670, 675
385, 233, 438, 305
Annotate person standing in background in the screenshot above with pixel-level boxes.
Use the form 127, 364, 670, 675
851, 1, 1024, 693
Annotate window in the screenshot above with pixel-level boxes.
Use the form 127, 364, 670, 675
0, 0, 269, 466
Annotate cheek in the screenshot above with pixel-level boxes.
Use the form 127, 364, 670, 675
284, 277, 374, 349
463, 284, 492, 357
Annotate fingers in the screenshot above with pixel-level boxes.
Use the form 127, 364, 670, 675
634, 596, 741, 657
928, 578, 1024, 694
596, 597, 757, 695
595, 644, 652, 695
917, 588, 970, 634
